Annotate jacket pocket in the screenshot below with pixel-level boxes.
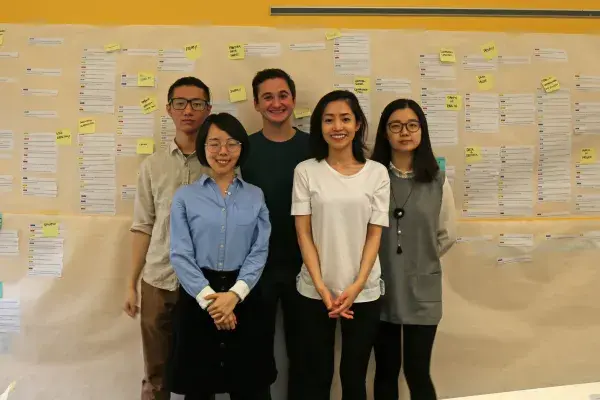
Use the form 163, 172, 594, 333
414, 272, 442, 302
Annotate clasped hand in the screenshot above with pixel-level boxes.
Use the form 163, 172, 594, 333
317, 282, 363, 320
205, 291, 239, 331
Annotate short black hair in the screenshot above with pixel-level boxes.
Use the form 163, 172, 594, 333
167, 76, 211, 103
309, 90, 367, 163
252, 68, 296, 102
371, 98, 439, 183
196, 113, 250, 167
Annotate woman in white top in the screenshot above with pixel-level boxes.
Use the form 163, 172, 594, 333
291, 89, 390, 400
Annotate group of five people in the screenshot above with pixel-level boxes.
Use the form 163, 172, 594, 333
123, 68, 457, 400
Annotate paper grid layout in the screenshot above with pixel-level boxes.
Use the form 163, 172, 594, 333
79, 49, 116, 114
78, 133, 116, 215
27, 223, 65, 277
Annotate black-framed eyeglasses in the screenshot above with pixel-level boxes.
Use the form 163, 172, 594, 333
169, 98, 209, 111
205, 139, 242, 153
388, 121, 421, 134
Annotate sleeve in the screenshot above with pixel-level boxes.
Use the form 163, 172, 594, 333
291, 164, 311, 215
230, 191, 271, 301
169, 192, 215, 309
369, 168, 391, 227
437, 176, 457, 257
130, 160, 155, 235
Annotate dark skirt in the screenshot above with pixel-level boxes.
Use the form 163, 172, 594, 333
167, 268, 277, 395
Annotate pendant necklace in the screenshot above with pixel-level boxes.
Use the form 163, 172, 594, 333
390, 177, 414, 255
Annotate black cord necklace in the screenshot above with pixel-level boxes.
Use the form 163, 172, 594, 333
390, 177, 414, 254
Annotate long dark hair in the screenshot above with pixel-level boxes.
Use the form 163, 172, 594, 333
309, 90, 367, 163
371, 99, 439, 182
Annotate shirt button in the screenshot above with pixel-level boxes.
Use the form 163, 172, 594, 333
221, 208, 225, 213
220, 362, 225, 367
218, 262, 223, 266
220, 244, 224, 248
220, 342, 225, 348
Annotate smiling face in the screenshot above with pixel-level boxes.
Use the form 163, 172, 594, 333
387, 107, 422, 153
204, 124, 241, 175
166, 85, 211, 136
321, 100, 361, 152
254, 77, 295, 124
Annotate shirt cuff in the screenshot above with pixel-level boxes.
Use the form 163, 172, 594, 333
291, 201, 311, 215
229, 280, 250, 302
130, 224, 153, 235
196, 286, 217, 309
369, 210, 389, 227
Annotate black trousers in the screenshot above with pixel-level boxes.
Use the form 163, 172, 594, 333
296, 295, 380, 400
259, 274, 304, 400
373, 322, 438, 400
184, 387, 270, 400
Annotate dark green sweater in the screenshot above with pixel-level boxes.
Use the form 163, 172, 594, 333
240, 129, 311, 281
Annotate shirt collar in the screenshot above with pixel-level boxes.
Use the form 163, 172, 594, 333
169, 139, 196, 156
389, 162, 414, 178
198, 173, 245, 187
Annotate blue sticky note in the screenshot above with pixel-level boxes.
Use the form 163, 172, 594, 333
436, 156, 446, 171
0, 282, 3, 298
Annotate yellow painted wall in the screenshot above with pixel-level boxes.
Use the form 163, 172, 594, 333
2, 0, 600, 33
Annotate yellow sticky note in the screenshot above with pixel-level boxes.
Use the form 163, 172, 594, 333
184, 43, 201, 60
477, 74, 494, 90
104, 43, 121, 53
480, 41, 498, 60
228, 43, 245, 60
445, 94, 462, 110
440, 48, 456, 63
56, 129, 71, 145
353, 77, 371, 94
541, 76, 560, 93
0, 29, 5, 46
42, 222, 59, 237
325, 29, 342, 40
465, 146, 482, 163
137, 139, 155, 155
1, 381, 16, 399
140, 96, 158, 114
294, 108, 312, 119
228, 86, 247, 103
581, 148, 596, 164
78, 118, 96, 134
138, 72, 155, 87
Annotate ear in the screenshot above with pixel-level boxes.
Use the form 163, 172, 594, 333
253, 99, 260, 112
355, 120, 362, 133
166, 104, 173, 118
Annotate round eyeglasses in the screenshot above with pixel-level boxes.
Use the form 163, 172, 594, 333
388, 121, 421, 134
169, 98, 209, 111
205, 140, 242, 153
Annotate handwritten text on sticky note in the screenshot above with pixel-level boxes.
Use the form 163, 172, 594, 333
185, 43, 201, 60
325, 29, 342, 40
56, 129, 71, 145
581, 148, 596, 164
440, 48, 456, 63
541, 76, 560, 93
481, 41, 498, 60
42, 222, 59, 237
137, 139, 155, 155
445, 95, 462, 110
228, 43, 245, 60
477, 74, 494, 90
104, 43, 120, 53
138, 72, 155, 87
78, 118, 96, 134
229, 86, 247, 103
140, 96, 158, 114
294, 108, 312, 119
353, 77, 370, 94
465, 147, 482, 163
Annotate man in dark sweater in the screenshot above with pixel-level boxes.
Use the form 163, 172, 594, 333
240, 69, 311, 400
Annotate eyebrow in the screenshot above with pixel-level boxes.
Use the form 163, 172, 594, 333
324, 113, 352, 117
389, 118, 419, 123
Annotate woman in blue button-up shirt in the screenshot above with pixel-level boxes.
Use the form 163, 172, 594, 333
167, 113, 275, 400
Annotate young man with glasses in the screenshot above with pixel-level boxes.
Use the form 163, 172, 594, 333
240, 69, 311, 400
124, 77, 212, 400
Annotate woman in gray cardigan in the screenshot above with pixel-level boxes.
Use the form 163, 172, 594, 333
370, 99, 457, 400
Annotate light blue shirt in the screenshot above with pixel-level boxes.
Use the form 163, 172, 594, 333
170, 174, 270, 307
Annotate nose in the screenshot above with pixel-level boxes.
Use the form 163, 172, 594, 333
271, 97, 281, 107
183, 102, 194, 114
218, 144, 229, 155
333, 118, 343, 131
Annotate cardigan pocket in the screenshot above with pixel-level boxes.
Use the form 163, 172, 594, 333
414, 272, 442, 302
